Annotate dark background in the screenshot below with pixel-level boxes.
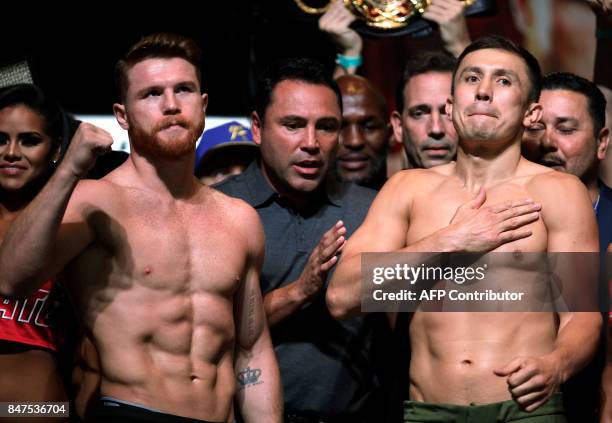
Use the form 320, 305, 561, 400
0, 2, 340, 116
0, 1, 521, 116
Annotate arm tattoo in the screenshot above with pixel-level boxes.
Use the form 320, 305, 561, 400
247, 286, 256, 342
236, 367, 264, 391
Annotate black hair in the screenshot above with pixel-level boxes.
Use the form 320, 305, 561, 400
395, 50, 456, 113
542, 72, 607, 135
453, 35, 542, 104
0, 84, 64, 151
254, 57, 342, 124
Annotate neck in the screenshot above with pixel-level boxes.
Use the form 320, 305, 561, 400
583, 170, 600, 205
454, 138, 522, 192
128, 150, 199, 199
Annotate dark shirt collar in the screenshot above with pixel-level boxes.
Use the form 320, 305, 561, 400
243, 160, 342, 209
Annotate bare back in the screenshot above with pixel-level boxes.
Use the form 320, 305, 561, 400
62, 165, 260, 421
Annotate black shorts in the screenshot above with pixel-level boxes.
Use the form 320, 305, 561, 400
88, 398, 223, 423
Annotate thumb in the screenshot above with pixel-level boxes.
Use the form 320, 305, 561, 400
467, 187, 486, 209
493, 357, 522, 377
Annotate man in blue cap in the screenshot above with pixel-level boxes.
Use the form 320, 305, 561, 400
194, 121, 258, 185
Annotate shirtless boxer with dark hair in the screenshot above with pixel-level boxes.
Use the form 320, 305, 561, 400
328, 35, 602, 422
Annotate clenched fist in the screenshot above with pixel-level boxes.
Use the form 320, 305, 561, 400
61, 123, 114, 178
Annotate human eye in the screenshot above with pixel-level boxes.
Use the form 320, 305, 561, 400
20, 133, 44, 147
143, 88, 162, 98
362, 120, 382, 132
0, 134, 8, 146
557, 126, 576, 135
465, 74, 479, 83
283, 120, 303, 131
176, 84, 195, 94
317, 119, 340, 133
497, 77, 511, 86
409, 107, 428, 119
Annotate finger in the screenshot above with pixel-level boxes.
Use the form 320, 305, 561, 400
498, 211, 540, 232
507, 364, 537, 389
523, 395, 550, 413
488, 198, 535, 214
422, 10, 445, 22
320, 221, 344, 245
493, 357, 523, 377
320, 255, 339, 272
321, 236, 345, 259
496, 202, 541, 220
456, 187, 486, 212
509, 375, 546, 398
513, 390, 548, 412
496, 229, 532, 244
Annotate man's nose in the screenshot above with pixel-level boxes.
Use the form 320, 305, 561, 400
475, 79, 492, 102
163, 92, 180, 115
428, 111, 445, 140
541, 129, 558, 151
300, 126, 320, 152
342, 125, 364, 150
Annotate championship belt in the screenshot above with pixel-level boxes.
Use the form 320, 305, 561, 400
294, 0, 496, 37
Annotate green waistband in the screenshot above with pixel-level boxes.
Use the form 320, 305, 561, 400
404, 393, 565, 422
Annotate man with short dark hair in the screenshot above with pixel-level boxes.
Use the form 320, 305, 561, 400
335, 74, 390, 190
521, 73, 611, 422
522, 72, 611, 252
0, 33, 282, 422
329, 35, 601, 422
391, 51, 459, 169
215, 58, 382, 422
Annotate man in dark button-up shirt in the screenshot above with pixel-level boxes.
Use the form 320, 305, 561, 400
215, 58, 383, 422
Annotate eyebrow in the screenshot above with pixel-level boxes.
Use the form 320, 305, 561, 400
0, 131, 43, 137
554, 117, 580, 126
460, 66, 521, 83
279, 115, 307, 123
134, 80, 198, 97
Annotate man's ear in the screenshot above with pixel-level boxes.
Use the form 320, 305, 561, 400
113, 103, 129, 131
523, 102, 542, 128
445, 96, 453, 119
390, 111, 403, 148
597, 127, 610, 161
251, 111, 262, 146
201, 93, 209, 114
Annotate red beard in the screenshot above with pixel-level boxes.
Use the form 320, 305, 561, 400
130, 116, 204, 159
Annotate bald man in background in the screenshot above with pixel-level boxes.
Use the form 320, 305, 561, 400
335, 75, 390, 190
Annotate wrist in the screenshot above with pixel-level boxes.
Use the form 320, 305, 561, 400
433, 226, 463, 253
290, 278, 313, 304
336, 53, 362, 70
546, 351, 568, 383
56, 162, 85, 182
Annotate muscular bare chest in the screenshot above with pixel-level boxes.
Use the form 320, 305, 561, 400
68, 190, 246, 303
406, 179, 548, 253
